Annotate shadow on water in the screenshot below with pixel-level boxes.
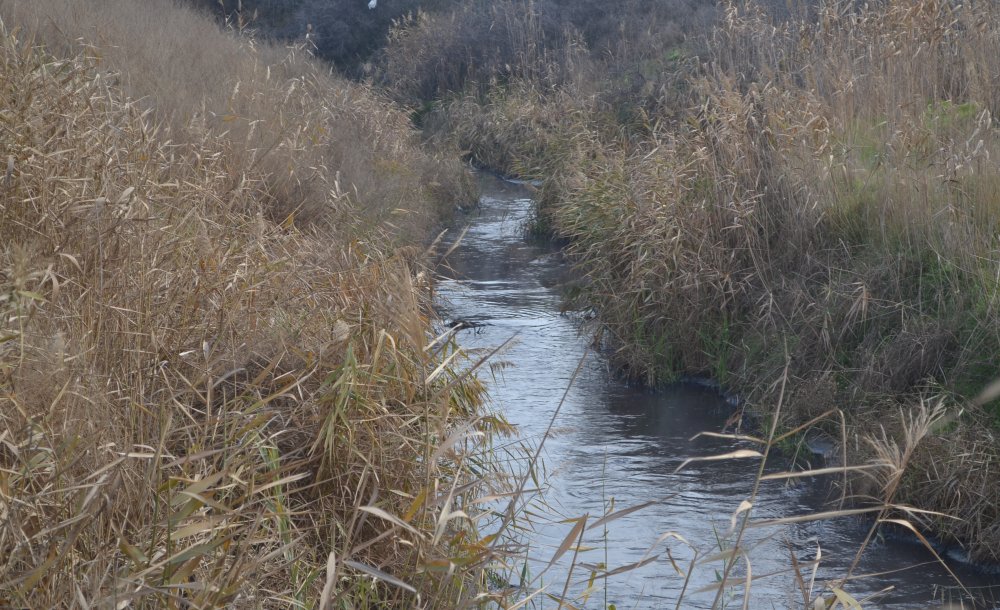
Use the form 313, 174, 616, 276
436, 172, 1000, 609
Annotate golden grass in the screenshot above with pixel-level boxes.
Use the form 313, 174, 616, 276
0, 5, 515, 607
0, 0, 474, 233
2, 0, 996, 604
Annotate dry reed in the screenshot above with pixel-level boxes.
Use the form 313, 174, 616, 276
413, 0, 1000, 563
0, 4, 514, 607
0, 0, 475, 233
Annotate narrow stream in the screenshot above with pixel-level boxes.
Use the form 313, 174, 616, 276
437, 173, 1000, 609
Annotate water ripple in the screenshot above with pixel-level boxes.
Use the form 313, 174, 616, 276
437, 173, 1000, 609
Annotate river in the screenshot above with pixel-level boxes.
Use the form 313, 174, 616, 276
436, 173, 1000, 609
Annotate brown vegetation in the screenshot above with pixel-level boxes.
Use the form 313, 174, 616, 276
0, 0, 473, 233
383, 0, 711, 117
4, 0, 1000, 604
0, 1, 513, 607
396, 0, 1000, 562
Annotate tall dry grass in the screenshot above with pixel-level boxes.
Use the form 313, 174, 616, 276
411, 0, 1000, 562
0, 4, 516, 608
0, 0, 474, 233
568, 0, 1000, 560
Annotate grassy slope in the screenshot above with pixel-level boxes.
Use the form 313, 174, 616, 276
0, 0, 474, 235
0, 1, 511, 607
397, 0, 1000, 561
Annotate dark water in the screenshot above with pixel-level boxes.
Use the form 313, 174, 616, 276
437, 173, 1000, 609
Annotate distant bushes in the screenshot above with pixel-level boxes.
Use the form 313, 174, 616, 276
383, 0, 714, 116
384, 0, 572, 104
195, 0, 717, 94
191, 0, 457, 75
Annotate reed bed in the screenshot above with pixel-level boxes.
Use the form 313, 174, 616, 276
3, 0, 998, 605
0, 0, 474, 235
0, 5, 517, 607
412, 0, 1000, 562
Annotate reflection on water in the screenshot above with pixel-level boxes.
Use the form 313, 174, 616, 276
436, 173, 1000, 609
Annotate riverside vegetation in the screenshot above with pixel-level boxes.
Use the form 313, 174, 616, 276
379, 0, 1000, 568
2, 0, 1000, 608
0, 0, 525, 607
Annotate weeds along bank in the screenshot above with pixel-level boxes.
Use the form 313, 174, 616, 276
398, 0, 1000, 561
0, 1, 514, 607
0, 0, 474, 236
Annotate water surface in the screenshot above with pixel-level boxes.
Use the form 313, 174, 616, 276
437, 173, 1000, 609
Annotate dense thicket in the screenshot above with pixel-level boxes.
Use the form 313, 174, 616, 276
0, 0, 509, 606
193, 0, 719, 86
189, 0, 458, 75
